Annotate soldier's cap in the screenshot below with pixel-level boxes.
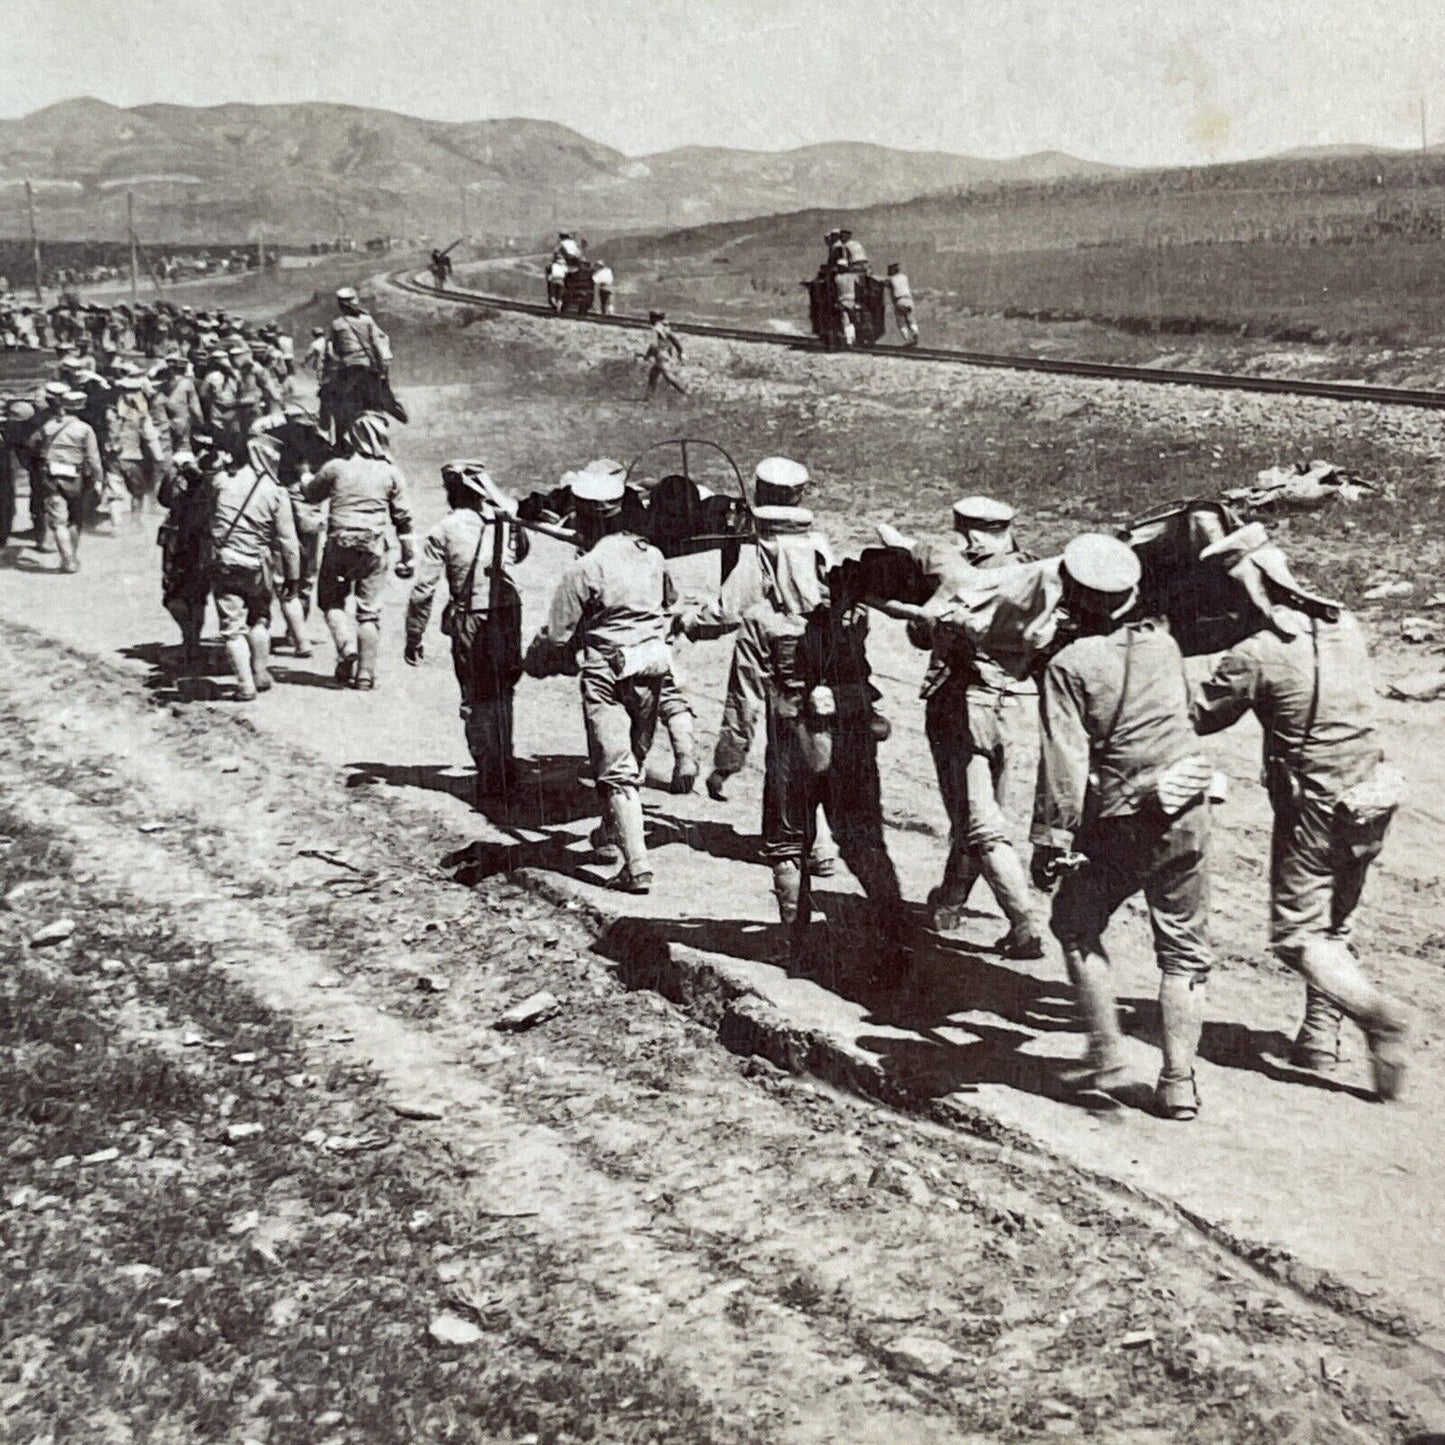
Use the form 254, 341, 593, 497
825, 229, 840, 240
754, 456, 809, 494
839, 229, 853, 238
44, 381, 70, 399
172, 449, 197, 470
559, 231, 573, 238
6, 399, 36, 421
226, 336, 250, 354
113, 360, 140, 376
282, 400, 311, 419
335, 286, 360, 303
62, 389, 88, 406
583, 457, 626, 478
952, 495, 1015, 531
311, 325, 324, 336
570, 469, 626, 506
58, 356, 82, 372
753, 504, 815, 536
116, 376, 144, 391
1200, 523, 1341, 628
1060, 533, 1141, 616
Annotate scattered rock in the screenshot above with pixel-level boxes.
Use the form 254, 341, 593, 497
322, 1132, 388, 1154
224, 1123, 265, 1143
1363, 580, 1415, 602
231, 1052, 259, 1065
99, 958, 125, 974
1401, 618, 1438, 644
115, 1263, 162, 1283
495, 990, 562, 1032
1118, 1329, 1156, 1349
882, 1335, 958, 1377
1385, 669, 1445, 702
228, 1209, 261, 1235
28, 918, 76, 948
137, 822, 169, 834
267, 1295, 303, 1329
284, 1072, 320, 1089
428, 1311, 484, 1347
415, 973, 451, 994
80, 1147, 120, 1166
391, 1098, 446, 1122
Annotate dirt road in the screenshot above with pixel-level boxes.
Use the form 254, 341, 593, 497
5, 293, 1445, 1437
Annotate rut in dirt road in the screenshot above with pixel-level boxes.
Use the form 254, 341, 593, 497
2, 618, 1443, 1443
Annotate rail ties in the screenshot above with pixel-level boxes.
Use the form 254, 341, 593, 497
390, 270, 1445, 412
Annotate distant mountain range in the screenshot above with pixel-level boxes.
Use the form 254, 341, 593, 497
0, 98, 1122, 244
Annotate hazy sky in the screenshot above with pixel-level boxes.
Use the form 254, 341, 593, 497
7, 0, 1445, 165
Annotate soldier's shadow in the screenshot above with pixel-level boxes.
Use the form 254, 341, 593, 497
118, 639, 232, 702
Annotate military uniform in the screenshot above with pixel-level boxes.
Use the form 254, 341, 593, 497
644, 316, 686, 398
536, 475, 676, 891
912, 502, 1040, 953
1033, 536, 1213, 1117
712, 511, 902, 953
302, 427, 413, 689
407, 496, 530, 795
1190, 527, 1407, 1096
322, 292, 394, 438
33, 398, 103, 573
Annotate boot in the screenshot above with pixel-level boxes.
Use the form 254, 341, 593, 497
927, 846, 979, 932
354, 620, 380, 690
771, 859, 805, 926
1294, 938, 1409, 1102
1063, 947, 1127, 1089
607, 791, 651, 893
979, 844, 1044, 959
666, 710, 698, 794
225, 636, 257, 701
279, 595, 312, 656
808, 813, 839, 878
1155, 973, 1206, 1120
166, 602, 204, 674
1289, 986, 1344, 1073
249, 625, 273, 693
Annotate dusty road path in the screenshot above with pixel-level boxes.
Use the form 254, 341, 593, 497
8, 622, 1443, 1441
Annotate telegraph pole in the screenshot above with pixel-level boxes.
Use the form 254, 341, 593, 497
24, 179, 43, 304
460, 186, 469, 239
257, 223, 265, 271
127, 190, 140, 305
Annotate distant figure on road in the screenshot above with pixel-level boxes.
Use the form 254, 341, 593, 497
429, 248, 454, 291
592, 260, 615, 316
886, 263, 918, 346
546, 258, 567, 313
642, 311, 686, 399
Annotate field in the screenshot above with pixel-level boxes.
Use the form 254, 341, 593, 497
524, 151, 1445, 380
7, 262, 1445, 1440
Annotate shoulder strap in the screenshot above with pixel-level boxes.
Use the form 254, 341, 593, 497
1299, 618, 1321, 756
1101, 628, 1134, 745
215, 470, 267, 553
458, 513, 489, 608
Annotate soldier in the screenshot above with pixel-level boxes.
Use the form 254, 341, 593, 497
1031, 534, 1214, 1120
527, 467, 676, 894
2, 397, 42, 546
303, 325, 327, 377
839, 229, 868, 271
153, 353, 204, 458
405, 461, 531, 800
832, 267, 858, 348
1190, 525, 1408, 1099
642, 311, 686, 399
886, 263, 918, 346
674, 456, 839, 871
110, 375, 161, 518
301, 412, 415, 691
553, 232, 584, 267
322, 287, 395, 440
200, 349, 243, 460
593, 260, 615, 316
209, 435, 301, 701
158, 437, 221, 673
251, 402, 336, 640
708, 505, 906, 969
546, 257, 568, 313
883, 496, 1042, 956
32, 386, 103, 573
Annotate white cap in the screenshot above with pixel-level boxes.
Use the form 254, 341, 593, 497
754, 456, 809, 494
570, 470, 626, 505
754, 505, 815, 535
335, 286, 359, 303
582, 457, 625, 477
1061, 534, 1141, 608
952, 495, 1015, 529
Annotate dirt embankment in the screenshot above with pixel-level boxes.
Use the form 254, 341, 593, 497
3, 625, 1442, 1443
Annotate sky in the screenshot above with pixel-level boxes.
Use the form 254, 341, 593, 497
6, 0, 1445, 166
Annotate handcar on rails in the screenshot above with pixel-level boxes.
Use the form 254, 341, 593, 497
802, 269, 887, 349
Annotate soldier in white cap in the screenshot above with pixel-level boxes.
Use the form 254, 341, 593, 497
675, 455, 840, 874
710, 504, 905, 968
406, 461, 531, 799
1031, 534, 1214, 1120
1190, 525, 1408, 1098
528, 463, 676, 893
891, 496, 1043, 957
642, 312, 686, 399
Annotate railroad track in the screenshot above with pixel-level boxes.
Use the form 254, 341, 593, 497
390, 268, 1445, 413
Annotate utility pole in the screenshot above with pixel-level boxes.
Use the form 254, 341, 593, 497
127, 190, 140, 305
24, 179, 43, 304
460, 186, 469, 239
257, 223, 265, 272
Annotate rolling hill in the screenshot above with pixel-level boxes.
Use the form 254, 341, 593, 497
0, 97, 1116, 244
